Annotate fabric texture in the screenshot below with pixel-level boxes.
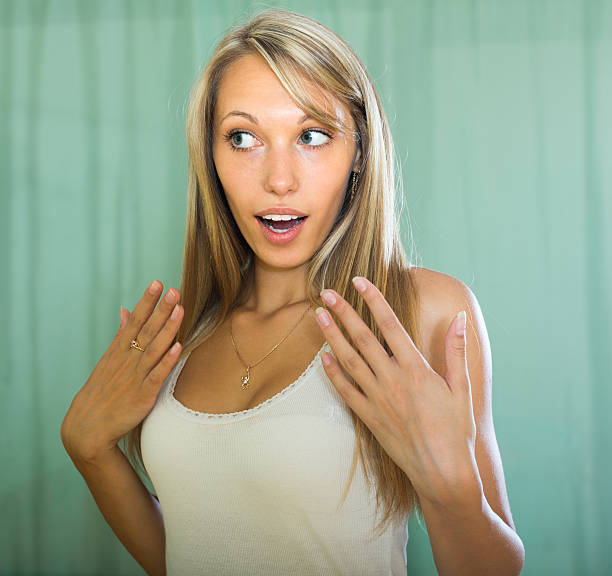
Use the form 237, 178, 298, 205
141, 341, 409, 576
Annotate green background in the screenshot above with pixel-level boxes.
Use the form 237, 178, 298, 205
1, 1, 611, 574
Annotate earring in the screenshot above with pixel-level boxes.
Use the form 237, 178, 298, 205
350, 171, 359, 203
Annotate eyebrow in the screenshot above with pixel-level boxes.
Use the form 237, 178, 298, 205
219, 110, 311, 125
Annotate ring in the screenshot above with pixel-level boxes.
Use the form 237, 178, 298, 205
130, 339, 145, 352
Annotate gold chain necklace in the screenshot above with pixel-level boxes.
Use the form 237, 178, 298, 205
229, 302, 313, 390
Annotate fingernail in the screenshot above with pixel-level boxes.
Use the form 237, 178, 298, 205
171, 304, 180, 320
315, 306, 331, 326
352, 276, 366, 293
149, 280, 161, 294
456, 310, 466, 336
320, 290, 336, 306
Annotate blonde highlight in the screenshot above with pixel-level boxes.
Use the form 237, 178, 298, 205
124, 7, 422, 536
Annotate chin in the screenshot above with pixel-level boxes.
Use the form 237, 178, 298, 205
253, 247, 313, 270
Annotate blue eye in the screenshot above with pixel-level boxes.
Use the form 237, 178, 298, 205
300, 129, 331, 146
223, 128, 333, 152
228, 132, 257, 149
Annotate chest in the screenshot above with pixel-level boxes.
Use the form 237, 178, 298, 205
172, 318, 327, 415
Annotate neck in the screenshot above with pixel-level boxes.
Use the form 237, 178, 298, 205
241, 257, 309, 318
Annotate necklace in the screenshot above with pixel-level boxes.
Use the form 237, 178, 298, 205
229, 302, 313, 390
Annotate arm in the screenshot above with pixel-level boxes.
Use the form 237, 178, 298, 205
314, 268, 525, 575
415, 270, 524, 575
68, 446, 166, 576
61, 280, 183, 576
420, 485, 524, 576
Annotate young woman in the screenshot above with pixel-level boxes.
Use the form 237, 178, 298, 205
61, 8, 524, 576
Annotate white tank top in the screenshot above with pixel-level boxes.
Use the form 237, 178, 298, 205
141, 341, 409, 575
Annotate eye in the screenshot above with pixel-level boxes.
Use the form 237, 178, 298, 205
300, 129, 331, 147
225, 131, 258, 150
223, 128, 333, 152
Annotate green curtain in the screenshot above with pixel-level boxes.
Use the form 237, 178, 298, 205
1, 1, 610, 574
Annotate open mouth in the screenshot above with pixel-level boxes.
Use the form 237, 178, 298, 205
256, 216, 307, 233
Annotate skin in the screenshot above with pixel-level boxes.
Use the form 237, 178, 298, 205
62, 50, 523, 576
209, 53, 524, 574
212, 53, 361, 317
314, 274, 525, 574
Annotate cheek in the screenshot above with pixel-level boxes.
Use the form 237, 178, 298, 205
311, 168, 348, 209
214, 152, 238, 192
309, 172, 349, 233
213, 154, 254, 211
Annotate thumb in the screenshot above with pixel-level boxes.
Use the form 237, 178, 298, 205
444, 310, 469, 391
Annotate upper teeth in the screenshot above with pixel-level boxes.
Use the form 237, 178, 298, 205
261, 214, 300, 221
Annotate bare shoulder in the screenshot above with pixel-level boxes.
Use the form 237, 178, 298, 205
407, 265, 516, 531
409, 264, 477, 311
407, 265, 488, 375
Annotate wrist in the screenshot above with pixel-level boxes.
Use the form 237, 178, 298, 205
419, 460, 486, 520
67, 441, 124, 471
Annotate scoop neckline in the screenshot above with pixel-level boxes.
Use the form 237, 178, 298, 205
166, 341, 330, 421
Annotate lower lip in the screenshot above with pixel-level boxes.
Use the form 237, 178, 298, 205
256, 217, 307, 245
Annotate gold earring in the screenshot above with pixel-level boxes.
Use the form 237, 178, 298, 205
350, 171, 359, 203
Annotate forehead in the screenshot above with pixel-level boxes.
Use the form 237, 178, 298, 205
214, 53, 350, 127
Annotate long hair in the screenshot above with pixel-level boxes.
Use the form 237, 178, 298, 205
124, 7, 422, 536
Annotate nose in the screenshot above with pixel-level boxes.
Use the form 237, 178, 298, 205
262, 145, 298, 196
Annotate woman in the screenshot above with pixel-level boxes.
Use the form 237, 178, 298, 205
61, 8, 524, 576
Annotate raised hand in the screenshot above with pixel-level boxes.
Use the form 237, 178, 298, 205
61, 280, 184, 463
314, 276, 481, 511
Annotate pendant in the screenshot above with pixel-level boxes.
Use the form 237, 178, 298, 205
241, 366, 250, 390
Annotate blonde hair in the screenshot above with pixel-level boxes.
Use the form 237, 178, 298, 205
125, 7, 422, 536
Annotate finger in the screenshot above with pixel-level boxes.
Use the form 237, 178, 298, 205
107, 306, 131, 356
444, 309, 470, 394
138, 300, 184, 378
110, 306, 130, 346
315, 306, 377, 396
320, 350, 373, 424
121, 280, 165, 349
142, 339, 183, 392
320, 288, 391, 378
351, 276, 422, 368
119, 306, 129, 329
135, 286, 181, 350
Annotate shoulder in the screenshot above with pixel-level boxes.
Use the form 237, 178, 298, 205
408, 265, 477, 313
407, 266, 516, 530
407, 265, 488, 376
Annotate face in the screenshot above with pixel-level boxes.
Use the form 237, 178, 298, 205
212, 53, 360, 272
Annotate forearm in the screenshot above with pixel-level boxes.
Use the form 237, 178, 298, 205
69, 446, 166, 576
419, 486, 524, 576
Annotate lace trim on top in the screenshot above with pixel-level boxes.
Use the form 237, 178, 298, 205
166, 341, 330, 422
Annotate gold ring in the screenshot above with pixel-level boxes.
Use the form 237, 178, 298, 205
130, 339, 145, 352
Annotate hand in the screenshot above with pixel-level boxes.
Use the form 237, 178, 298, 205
315, 276, 480, 510
60, 280, 184, 462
